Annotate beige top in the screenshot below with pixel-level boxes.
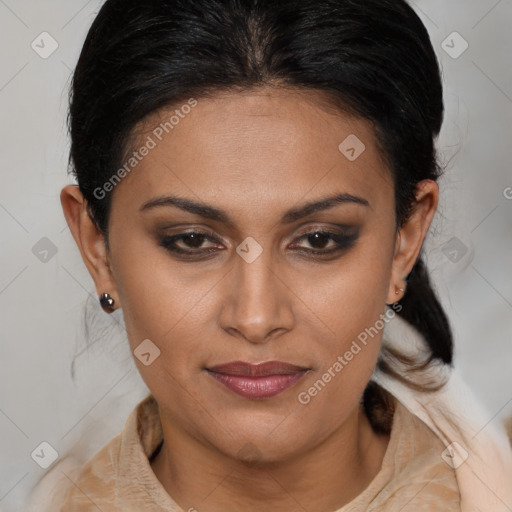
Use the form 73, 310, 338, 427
57, 391, 460, 511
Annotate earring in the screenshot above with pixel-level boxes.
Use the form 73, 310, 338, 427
395, 281, 406, 296
386, 281, 406, 307
99, 292, 115, 312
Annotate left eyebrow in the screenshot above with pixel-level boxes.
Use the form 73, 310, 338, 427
140, 192, 370, 226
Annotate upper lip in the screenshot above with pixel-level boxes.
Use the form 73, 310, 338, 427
206, 360, 309, 377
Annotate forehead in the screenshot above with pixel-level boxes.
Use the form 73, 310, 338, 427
113, 87, 394, 219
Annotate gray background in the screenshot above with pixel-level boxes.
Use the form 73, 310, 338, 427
1, 0, 511, 510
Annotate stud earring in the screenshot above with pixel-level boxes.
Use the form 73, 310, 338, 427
386, 281, 407, 307
99, 292, 115, 312
395, 280, 407, 297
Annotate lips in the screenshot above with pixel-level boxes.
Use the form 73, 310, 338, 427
205, 360, 310, 399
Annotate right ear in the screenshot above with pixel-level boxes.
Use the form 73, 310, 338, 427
60, 185, 120, 309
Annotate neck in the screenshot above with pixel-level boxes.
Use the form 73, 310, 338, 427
150, 404, 390, 512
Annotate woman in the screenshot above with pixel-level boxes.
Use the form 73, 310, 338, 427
27, 0, 512, 510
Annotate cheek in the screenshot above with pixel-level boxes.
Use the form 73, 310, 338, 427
107, 230, 200, 370
299, 231, 394, 342
293, 232, 394, 398
116, 267, 204, 363
292, 268, 392, 436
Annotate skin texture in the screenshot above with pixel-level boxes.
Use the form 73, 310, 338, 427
61, 86, 439, 512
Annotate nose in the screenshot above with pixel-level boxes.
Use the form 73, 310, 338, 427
219, 251, 295, 345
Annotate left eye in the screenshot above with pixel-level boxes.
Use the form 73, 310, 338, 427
290, 230, 358, 254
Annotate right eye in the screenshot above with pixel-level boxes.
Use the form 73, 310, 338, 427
159, 229, 224, 257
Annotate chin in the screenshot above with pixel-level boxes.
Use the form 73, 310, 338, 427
216, 429, 306, 467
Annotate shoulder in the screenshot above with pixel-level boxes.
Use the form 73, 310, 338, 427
59, 433, 122, 511
60, 393, 167, 511
366, 395, 460, 511
24, 454, 87, 512
393, 402, 459, 502
24, 394, 156, 512
24, 434, 123, 512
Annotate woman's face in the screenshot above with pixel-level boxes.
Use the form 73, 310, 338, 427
84, 87, 431, 462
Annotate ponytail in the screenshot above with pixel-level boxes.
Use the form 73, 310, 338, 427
397, 256, 453, 365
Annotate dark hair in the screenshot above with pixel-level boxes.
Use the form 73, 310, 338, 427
68, 0, 454, 426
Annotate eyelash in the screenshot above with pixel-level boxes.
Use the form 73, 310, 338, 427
158, 228, 358, 259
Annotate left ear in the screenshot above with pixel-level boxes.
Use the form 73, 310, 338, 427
386, 179, 439, 304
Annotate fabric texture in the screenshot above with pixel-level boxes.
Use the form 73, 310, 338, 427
24, 312, 512, 511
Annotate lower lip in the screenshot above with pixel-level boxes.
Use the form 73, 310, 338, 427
206, 370, 307, 399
